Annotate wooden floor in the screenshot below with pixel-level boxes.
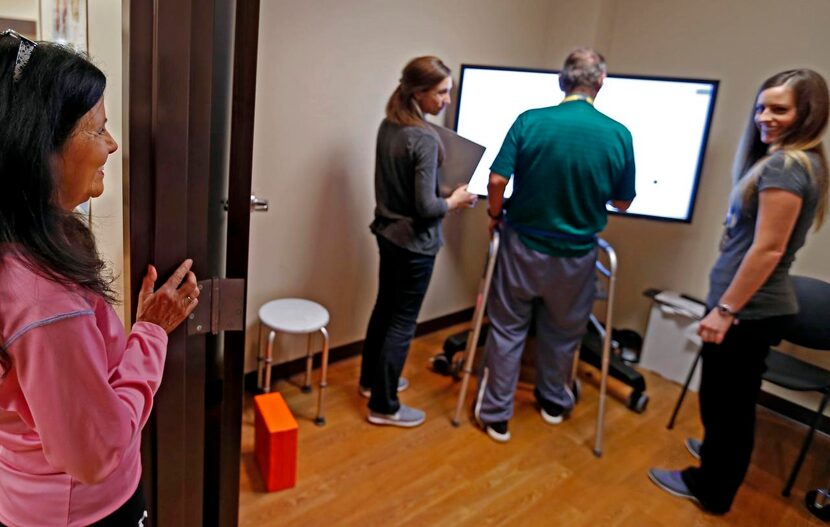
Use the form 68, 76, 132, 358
238, 323, 830, 526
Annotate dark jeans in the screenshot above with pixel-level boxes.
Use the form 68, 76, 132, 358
359, 235, 436, 414
0, 483, 147, 526
681, 315, 791, 514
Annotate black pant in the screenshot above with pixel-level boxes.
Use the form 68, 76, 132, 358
0, 483, 147, 526
359, 236, 436, 414
682, 315, 791, 514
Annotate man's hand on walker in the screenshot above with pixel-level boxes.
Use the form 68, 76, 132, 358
488, 217, 502, 239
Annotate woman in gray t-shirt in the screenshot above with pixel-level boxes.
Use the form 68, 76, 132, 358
650, 69, 830, 514
358, 56, 476, 428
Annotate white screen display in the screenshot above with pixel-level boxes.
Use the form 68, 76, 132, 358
454, 66, 718, 222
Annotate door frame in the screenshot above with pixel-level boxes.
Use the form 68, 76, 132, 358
126, 0, 261, 525
211, 1, 260, 525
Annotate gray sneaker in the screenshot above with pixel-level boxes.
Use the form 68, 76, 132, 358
359, 377, 409, 398
685, 437, 702, 460
648, 468, 700, 505
367, 404, 425, 428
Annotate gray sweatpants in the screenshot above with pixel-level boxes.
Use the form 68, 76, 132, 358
476, 224, 597, 424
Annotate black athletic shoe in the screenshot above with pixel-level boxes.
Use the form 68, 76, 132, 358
485, 421, 511, 443
534, 388, 566, 425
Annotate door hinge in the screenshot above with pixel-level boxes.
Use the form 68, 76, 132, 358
187, 278, 246, 336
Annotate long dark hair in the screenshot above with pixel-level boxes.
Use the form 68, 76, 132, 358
734, 69, 829, 228
0, 36, 114, 375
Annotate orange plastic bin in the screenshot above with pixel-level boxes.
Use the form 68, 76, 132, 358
254, 392, 298, 492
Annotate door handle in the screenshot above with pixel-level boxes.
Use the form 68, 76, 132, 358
250, 195, 269, 212
220, 195, 270, 212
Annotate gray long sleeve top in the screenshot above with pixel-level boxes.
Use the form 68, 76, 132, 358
370, 119, 448, 255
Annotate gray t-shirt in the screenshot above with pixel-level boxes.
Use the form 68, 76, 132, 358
370, 119, 449, 255
707, 150, 822, 319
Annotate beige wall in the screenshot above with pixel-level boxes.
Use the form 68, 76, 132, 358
0, 0, 37, 22
247, 0, 830, 413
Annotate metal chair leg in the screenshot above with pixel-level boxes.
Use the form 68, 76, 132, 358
314, 327, 330, 426
256, 323, 265, 390
667, 348, 702, 430
783, 391, 830, 497
262, 330, 276, 393
302, 333, 313, 393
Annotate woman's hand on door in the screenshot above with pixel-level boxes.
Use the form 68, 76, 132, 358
136, 259, 200, 333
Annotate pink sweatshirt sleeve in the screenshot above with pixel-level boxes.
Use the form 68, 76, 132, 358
9, 315, 167, 485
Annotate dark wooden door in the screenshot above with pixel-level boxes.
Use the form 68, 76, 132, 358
127, 1, 261, 525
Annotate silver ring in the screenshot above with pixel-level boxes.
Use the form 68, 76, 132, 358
186, 295, 193, 303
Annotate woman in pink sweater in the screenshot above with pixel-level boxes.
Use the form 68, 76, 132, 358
0, 32, 199, 526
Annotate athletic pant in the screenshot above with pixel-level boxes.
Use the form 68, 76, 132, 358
359, 235, 436, 414
477, 225, 597, 424
682, 315, 790, 514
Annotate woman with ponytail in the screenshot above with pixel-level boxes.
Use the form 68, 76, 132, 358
649, 69, 830, 514
359, 56, 477, 427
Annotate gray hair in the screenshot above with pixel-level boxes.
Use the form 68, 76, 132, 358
559, 47, 607, 93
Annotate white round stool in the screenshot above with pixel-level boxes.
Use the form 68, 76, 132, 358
256, 298, 330, 425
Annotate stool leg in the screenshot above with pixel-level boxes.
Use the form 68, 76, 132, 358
315, 327, 330, 426
256, 323, 265, 391
263, 330, 276, 393
302, 333, 313, 394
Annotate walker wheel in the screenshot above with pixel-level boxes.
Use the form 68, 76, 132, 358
630, 392, 649, 414
805, 490, 830, 521
430, 353, 452, 376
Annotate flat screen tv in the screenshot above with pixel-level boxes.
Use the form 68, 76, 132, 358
454, 65, 719, 222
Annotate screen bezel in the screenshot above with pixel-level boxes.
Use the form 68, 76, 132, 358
452, 64, 720, 224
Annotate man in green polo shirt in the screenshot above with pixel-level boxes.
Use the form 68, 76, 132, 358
475, 48, 636, 443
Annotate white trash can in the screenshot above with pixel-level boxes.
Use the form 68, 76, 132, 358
639, 291, 706, 391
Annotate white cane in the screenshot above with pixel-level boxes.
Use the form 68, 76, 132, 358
452, 230, 501, 426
